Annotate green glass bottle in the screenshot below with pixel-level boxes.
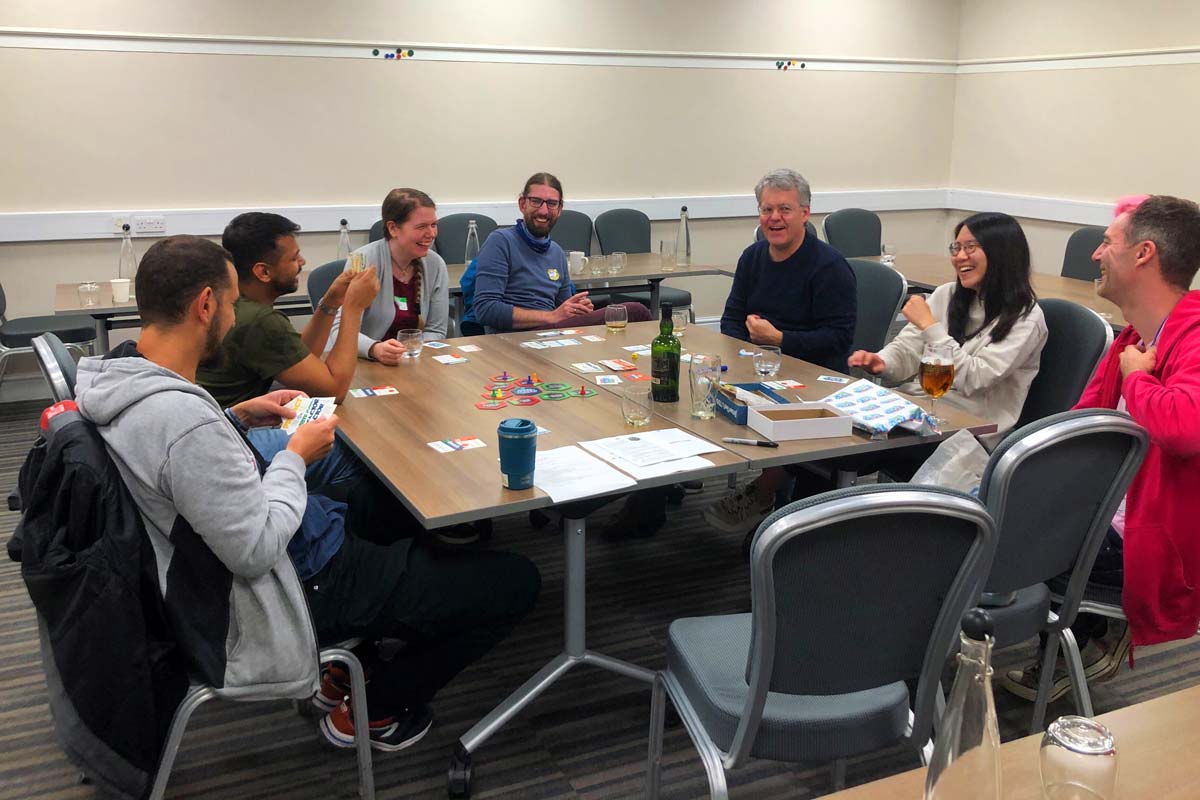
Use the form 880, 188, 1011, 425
651, 302, 681, 402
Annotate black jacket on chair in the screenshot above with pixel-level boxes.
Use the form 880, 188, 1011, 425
7, 402, 188, 800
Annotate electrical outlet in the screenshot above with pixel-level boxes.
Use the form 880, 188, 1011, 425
111, 215, 131, 234
133, 215, 167, 235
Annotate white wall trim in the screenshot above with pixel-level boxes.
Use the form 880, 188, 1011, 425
958, 45, 1200, 74
0, 188, 1122, 244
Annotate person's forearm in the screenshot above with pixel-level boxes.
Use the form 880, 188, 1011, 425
510, 306, 561, 330
300, 303, 338, 356
324, 306, 365, 401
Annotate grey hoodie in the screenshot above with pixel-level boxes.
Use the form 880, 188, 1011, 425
74, 353, 319, 699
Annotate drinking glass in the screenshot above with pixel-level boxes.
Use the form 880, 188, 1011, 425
881, 243, 897, 267
589, 254, 607, 276
604, 304, 628, 332
609, 251, 627, 275
753, 345, 781, 378
621, 384, 653, 427
77, 282, 100, 307
672, 309, 689, 336
688, 353, 721, 419
919, 342, 955, 424
1093, 278, 1113, 321
659, 240, 677, 272
1040, 716, 1118, 800
397, 328, 424, 358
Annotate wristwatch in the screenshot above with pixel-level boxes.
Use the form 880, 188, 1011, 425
317, 301, 339, 317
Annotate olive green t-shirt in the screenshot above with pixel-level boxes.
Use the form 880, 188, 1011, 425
197, 297, 311, 407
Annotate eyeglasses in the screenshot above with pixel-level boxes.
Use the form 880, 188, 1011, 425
948, 241, 982, 256
523, 196, 562, 211
758, 204, 805, 218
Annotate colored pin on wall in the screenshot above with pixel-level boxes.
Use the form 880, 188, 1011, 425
775, 59, 803, 70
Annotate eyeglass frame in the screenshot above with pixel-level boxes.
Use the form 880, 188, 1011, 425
757, 203, 808, 218
522, 195, 563, 211
948, 241, 982, 256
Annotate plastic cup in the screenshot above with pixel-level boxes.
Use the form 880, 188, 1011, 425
77, 282, 100, 307
110, 278, 131, 303
497, 418, 538, 490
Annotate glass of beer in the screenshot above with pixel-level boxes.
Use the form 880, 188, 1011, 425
604, 303, 628, 332
919, 342, 955, 424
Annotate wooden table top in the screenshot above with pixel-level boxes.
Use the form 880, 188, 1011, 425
491, 322, 996, 470
54, 272, 312, 315
827, 682, 1200, 799
445, 252, 731, 294
333, 335, 745, 528
877, 253, 1127, 328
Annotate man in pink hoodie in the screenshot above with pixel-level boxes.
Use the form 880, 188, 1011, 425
1004, 195, 1200, 702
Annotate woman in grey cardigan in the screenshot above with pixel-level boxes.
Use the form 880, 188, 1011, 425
328, 188, 449, 364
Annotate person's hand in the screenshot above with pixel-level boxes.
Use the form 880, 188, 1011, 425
368, 339, 408, 366
343, 268, 380, 310
745, 314, 783, 346
1119, 344, 1156, 378
319, 269, 354, 310
286, 415, 339, 465
231, 389, 308, 428
554, 291, 593, 324
901, 295, 937, 330
848, 350, 886, 375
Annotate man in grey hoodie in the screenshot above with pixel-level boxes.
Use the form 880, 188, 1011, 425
75, 235, 541, 753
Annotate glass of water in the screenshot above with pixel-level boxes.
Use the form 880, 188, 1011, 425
659, 240, 676, 272
589, 254, 607, 276
1040, 716, 1118, 800
77, 282, 100, 307
753, 345, 781, 378
688, 354, 721, 419
671, 309, 689, 336
621, 384, 653, 427
609, 251, 627, 275
881, 243, 897, 267
397, 328, 424, 358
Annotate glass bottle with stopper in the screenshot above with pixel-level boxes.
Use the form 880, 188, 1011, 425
675, 205, 691, 267
118, 223, 138, 300
336, 218, 352, 261
464, 220, 481, 265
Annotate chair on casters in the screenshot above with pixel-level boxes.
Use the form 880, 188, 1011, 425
435, 214, 499, 264
150, 642, 375, 800
595, 208, 651, 254
822, 208, 882, 258
1061, 226, 1106, 281
550, 209, 594, 255
847, 258, 907, 353
0, 282, 94, 394
1015, 300, 1113, 428
976, 409, 1147, 732
646, 484, 996, 798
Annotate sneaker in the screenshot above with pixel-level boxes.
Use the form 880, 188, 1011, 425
312, 664, 351, 713
1001, 623, 1132, 703
1001, 658, 1072, 704
320, 700, 434, 753
702, 483, 775, 534
603, 491, 666, 540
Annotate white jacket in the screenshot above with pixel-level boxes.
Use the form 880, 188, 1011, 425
877, 282, 1048, 445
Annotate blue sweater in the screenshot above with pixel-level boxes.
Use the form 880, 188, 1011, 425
473, 226, 571, 331
720, 236, 857, 372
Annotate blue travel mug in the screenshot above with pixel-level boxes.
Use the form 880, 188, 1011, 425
497, 418, 537, 490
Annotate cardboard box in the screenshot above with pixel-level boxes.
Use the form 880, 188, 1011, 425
714, 382, 790, 426
747, 402, 852, 441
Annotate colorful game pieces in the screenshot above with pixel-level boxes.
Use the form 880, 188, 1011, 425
516, 374, 543, 388
567, 385, 598, 398
490, 372, 516, 384
541, 382, 571, 392
540, 391, 570, 401
508, 396, 541, 407
512, 386, 542, 396
475, 400, 508, 410
480, 388, 513, 400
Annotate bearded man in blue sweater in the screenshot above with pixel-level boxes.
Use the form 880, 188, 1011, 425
473, 172, 650, 332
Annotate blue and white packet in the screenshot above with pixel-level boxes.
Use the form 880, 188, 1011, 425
823, 378, 938, 438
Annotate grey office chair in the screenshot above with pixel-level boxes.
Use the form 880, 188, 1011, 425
550, 209, 594, 255
595, 208, 652, 254
32, 333, 77, 402
753, 221, 818, 244
1061, 226, 1105, 281
848, 258, 908, 353
1016, 300, 1113, 428
368, 220, 385, 243
822, 208, 882, 258
978, 409, 1147, 732
435, 214, 498, 265
308, 260, 345, 312
0, 282, 94, 392
646, 484, 996, 798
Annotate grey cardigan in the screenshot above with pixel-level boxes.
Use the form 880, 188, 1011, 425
327, 238, 450, 357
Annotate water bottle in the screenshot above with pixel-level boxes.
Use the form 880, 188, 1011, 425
336, 218, 352, 262
464, 220, 481, 265
118, 224, 138, 299
924, 609, 1002, 800
674, 205, 691, 267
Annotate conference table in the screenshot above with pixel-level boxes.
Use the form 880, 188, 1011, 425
826, 682, 1200, 799
333, 322, 995, 794
878, 253, 1127, 328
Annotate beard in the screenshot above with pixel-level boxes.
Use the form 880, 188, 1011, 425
523, 211, 554, 238
198, 314, 228, 370
272, 271, 300, 295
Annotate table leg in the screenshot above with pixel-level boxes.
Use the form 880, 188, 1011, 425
93, 317, 110, 352
649, 279, 662, 316
450, 515, 655, 794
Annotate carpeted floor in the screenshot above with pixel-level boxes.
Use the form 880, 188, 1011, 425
1, 398, 1196, 799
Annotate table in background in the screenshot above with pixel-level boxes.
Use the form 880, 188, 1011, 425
54, 272, 312, 350
876, 253, 1127, 328
826, 683, 1200, 799
491, 321, 997, 471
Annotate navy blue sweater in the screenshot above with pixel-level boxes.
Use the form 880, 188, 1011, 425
720, 236, 857, 372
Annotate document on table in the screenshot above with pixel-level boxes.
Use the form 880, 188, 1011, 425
534, 446, 637, 503
579, 428, 722, 467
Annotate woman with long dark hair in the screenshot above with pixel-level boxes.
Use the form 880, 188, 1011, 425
849, 211, 1048, 443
